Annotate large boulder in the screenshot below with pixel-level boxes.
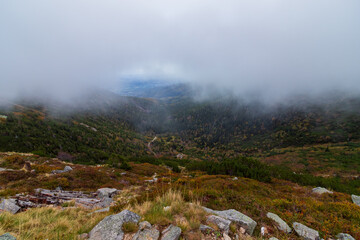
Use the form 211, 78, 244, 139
336, 233, 356, 240
312, 187, 333, 195
266, 212, 292, 233
0, 233, 16, 240
203, 208, 257, 235
89, 210, 141, 240
161, 225, 181, 240
96, 188, 118, 199
293, 222, 320, 240
0, 199, 21, 214
133, 221, 160, 240
351, 195, 360, 207
206, 215, 231, 233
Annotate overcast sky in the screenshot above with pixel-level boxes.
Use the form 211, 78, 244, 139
1, 0, 360, 102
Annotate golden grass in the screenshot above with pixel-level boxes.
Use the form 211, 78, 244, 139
128, 189, 208, 232
0, 207, 108, 240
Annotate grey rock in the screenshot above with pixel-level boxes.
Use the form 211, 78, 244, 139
94, 197, 113, 208
336, 233, 356, 240
0, 199, 21, 214
63, 166, 73, 172
0, 233, 16, 240
133, 221, 159, 240
266, 212, 292, 233
161, 225, 181, 240
312, 187, 333, 195
96, 188, 118, 199
206, 215, 231, 233
223, 233, 231, 240
139, 221, 152, 230
293, 222, 320, 240
269, 238, 279, 240
94, 207, 110, 213
203, 208, 257, 235
79, 233, 89, 239
51, 166, 73, 174
199, 224, 214, 232
89, 210, 141, 240
351, 194, 360, 207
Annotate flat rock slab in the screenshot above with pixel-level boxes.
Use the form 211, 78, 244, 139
206, 215, 231, 233
293, 222, 320, 240
312, 187, 333, 195
0, 199, 20, 214
89, 210, 140, 240
161, 225, 181, 240
266, 212, 292, 233
203, 207, 257, 235
0, 233, 16, 240
336, 233, 356, 240
351, 195, 360, 207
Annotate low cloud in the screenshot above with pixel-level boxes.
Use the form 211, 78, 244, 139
1, 0, 359, 103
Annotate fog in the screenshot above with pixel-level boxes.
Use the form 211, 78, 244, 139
1, 0, 360, 103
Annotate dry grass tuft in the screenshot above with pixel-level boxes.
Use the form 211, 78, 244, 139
128, 189, 208, 232
0, 207, 108, 240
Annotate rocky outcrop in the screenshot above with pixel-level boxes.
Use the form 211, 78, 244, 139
89, 210, 141, 240
161, 225, 181, 240
293, 222, 320, 240
51, 166, 73, 174
133, 221, 160, 240
0, 233, 16, 240
312, 187, 333, 195
266, 212, 292, 233
336, 233, 356, 240
351, 194, 360, 207
206, 215, 231, 233
203, 207, 257, 235
0, 199, 21, 214
96, 188, 118, 199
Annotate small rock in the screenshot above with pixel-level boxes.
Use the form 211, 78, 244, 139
206, 215, 231, 233
93, 207, 110, 213
138, 221, 152, 230
266, 212, 292, 233
161, 225, 181, 240
203, 208, 257, 236
351, 195, 360, 207
269, 238, 279, 240
96, 188, 118, 199
232, 177, 238, 180
336, 233, 356, 240
79, 233, 89, 239
163, 206, 171, 211
0, 199, 21, 214
63, 166, 73, 172
293, 222, 320, 240
261, 226, 268, 236
89, 210, 140, 240
0, 233, 16, 240
223, 233, 231, 240
199, 224, 214, 232
312, 187, 333, 195
133, 221, 159, 240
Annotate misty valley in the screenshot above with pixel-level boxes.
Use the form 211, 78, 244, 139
1, 0, 360, 239
0, 87, 360, 240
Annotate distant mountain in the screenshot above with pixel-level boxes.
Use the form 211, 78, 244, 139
115, 80, 193, 101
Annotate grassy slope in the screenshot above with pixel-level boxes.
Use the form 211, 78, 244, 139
0, 153, 359, 239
